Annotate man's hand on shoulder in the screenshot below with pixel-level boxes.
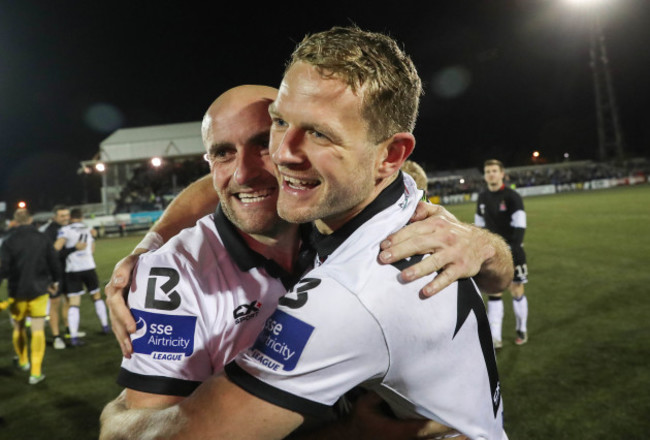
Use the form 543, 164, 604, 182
106, 250, 147, 358
379, 202, 511, 296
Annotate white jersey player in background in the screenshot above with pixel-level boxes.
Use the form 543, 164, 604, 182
55, 208, 109, 345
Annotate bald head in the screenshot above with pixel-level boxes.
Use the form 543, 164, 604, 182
201, 85, 278, 144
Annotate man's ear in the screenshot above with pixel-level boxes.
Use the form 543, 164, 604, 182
376, 133, 415, 179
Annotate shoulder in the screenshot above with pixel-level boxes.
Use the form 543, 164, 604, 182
138, 216, 218, 274
506, 187, 523, 201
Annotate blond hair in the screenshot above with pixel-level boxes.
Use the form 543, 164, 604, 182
401, 160, 428, 191
286, 26, 423, 143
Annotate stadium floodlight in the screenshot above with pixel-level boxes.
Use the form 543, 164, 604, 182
532, 151, 541, 159
151, 157, 163, 168
18, 201, 27, 209
564, 0, 625, 162
565, 0, 601, 6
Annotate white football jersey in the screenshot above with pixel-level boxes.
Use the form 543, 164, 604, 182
118, 208, 308, 397
57, 221, 96, 272
227, 173, 508, 440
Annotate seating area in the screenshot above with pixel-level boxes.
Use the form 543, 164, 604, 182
426, 159, 649, 198
113, 157, 209, 214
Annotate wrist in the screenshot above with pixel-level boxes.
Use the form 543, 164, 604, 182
134, 231, 164, 253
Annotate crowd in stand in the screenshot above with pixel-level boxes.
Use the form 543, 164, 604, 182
111, 158, 649, 212
113, 157, 209, 214
427, 160, 650, 197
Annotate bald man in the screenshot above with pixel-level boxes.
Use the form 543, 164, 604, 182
103, 85, 456, 438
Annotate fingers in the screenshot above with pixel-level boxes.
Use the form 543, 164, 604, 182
106, 284, 135, 358
380, 207, 489, 297
105, 254, 141, 358
380, 221, 439, 262
418, 267, 457, 298
409, 202, 444, 223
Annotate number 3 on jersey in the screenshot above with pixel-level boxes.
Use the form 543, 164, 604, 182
146, 267, 181, 311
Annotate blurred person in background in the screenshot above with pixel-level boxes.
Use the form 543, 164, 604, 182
40, 205, 86, 349
401, 159, 429, 200
476, 159, 529, 348
0, 208, 60, 384
54, 208, 109, 346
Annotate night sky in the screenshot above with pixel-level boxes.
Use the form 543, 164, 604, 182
1, 1, 649, 212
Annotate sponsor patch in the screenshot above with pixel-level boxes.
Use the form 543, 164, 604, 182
131, 309, 197, 360
249, 309, 314, 372
233, 300, 262, 324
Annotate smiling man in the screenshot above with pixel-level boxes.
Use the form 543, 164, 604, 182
101, 85, 463, 439
104, 85, 307, 413
100, 26, 508, 440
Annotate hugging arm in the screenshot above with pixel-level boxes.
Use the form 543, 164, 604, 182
379, 202, 513, 296
106, 174, 218, 357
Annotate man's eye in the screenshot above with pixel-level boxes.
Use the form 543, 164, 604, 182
272, 118, 287, 128
309, 130, 328, 141
207, 149, 236, 163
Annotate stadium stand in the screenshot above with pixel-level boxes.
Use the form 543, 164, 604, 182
426, 159, 649, 204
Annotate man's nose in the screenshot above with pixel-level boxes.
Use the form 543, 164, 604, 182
271, 128, 304, 166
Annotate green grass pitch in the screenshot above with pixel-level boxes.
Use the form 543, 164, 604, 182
0, 184, 648, 439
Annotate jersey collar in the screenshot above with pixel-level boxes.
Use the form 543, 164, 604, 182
309, 172, 406, 262
213, 205, 313, 289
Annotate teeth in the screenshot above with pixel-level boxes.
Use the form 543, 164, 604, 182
237, 190, 272, 203
284, 176, 318, 190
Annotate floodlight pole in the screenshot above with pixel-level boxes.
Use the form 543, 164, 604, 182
101, 171, 108, 214
589, 10, 625, 163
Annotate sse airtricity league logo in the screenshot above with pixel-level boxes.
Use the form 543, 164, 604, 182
131, 309, 197, 361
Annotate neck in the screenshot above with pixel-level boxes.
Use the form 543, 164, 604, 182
314, 172, 399, 235
240, 224, 301, 273
488, 182, 503, 192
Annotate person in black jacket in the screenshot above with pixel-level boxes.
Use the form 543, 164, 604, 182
1, 208, 61, 384
475, 159, 529, 349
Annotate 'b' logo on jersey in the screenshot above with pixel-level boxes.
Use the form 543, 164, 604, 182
146, 267, 181, 311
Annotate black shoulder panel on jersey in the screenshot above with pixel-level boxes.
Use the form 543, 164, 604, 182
453, 279, 501, 417
117, 368, 200, 397
225, 362, 332, 418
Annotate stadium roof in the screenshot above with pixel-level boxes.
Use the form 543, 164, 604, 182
97, 121, 203, 164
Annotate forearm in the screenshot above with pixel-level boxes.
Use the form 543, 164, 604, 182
59, 246, 75, 259
472, 227, 513, 294
287, 421, 348, 440
150, 174, 218, 242
99, 390, 185, 440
